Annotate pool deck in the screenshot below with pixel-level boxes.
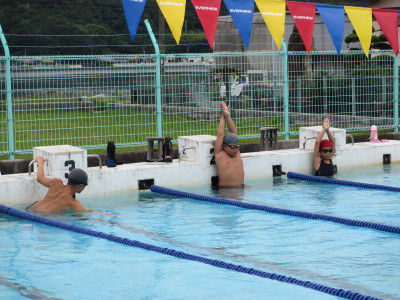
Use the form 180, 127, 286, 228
2, 135, 400, 206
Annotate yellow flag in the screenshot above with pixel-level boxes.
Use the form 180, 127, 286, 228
255, 0, 286, 50
345, 6, 372, 57
156, 0, 186, 44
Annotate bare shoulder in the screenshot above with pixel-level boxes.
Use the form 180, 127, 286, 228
48, 178, 65, 187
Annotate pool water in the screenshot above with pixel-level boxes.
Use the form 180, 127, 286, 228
1, 164, 399, 299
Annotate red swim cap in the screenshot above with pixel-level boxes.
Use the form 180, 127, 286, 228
320, 139, 333, 150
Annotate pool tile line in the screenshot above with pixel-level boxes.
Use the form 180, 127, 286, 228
150, 185, 400, 235
0, 203, 381, 300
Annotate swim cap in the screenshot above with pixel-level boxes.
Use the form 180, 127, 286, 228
223, 132, 239, 145
320, 139, 333, 150
67, 168, 88, 186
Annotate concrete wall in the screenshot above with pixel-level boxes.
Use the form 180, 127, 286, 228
2, 134, 400, 206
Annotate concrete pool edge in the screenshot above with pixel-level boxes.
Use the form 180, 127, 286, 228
2, 135, 400, 205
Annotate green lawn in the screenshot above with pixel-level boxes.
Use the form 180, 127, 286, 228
1, 108, 285, 159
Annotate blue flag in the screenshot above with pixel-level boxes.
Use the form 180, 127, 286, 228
223, 0, 254, 50
122, 0, 147, 42
316, 4, 344, 55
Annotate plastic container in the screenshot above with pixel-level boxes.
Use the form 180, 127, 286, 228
370, 125, 378, 141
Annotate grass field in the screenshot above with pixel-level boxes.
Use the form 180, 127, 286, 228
0, 108, 286, 159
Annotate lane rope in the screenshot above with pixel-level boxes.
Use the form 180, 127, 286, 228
150, 185, 400, 235
0, 204, 380, 300
287, 172, 400, 192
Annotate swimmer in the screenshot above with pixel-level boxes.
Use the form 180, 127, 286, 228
27, 156, 118, 217
214, 102, 244, 187
313, 118, 336, 176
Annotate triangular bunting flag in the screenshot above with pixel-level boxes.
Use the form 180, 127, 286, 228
255, 0, 286, 50
122, 0, 147, 43
372, 8, 399, 55
316, 4, 344, 55
345, 6, 372, 57
286, 1, 316, 54
191, 0, 222, 49
156, 0, 186, 44
223, 0, 254, 50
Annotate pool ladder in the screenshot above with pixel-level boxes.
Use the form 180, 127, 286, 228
87, 154, 102, 169
28, 158, 48, 176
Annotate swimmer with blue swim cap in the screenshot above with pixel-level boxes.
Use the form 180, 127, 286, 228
214, 102, 244, 187
27, 156, 118, 217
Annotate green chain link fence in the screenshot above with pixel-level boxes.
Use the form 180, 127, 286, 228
1, 49, 399, 159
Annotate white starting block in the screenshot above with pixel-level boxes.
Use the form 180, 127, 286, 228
178, 135, 216, 165
33, 145, 87, 182
299, 126, 346, 152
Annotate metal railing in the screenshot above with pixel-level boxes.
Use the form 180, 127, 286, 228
1, 24, 399, 159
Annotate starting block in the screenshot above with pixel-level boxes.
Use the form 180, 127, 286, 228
33, 145, 87, 182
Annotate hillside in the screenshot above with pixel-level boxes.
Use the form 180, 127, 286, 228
0, 0, 209, 55
0, 0, 371, 56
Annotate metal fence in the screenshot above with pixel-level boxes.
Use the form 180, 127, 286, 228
1, 47, 399, 159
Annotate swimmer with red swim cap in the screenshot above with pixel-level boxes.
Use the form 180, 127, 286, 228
313, 118, 336, 176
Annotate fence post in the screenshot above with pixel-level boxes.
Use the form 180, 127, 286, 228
351, 78, 356, 116
144, 19, 163, 137
394, 55, 399, 132
296, 77, 301, 114
0, 25, 14, 159
323, 77, 328, 115
282, 40, 289, 140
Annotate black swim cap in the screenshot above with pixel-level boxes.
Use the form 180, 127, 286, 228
67, 168, 88, 186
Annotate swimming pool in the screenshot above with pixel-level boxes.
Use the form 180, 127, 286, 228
1, 164, 399, 299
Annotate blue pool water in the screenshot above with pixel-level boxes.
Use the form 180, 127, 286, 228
1, 164, 399, 299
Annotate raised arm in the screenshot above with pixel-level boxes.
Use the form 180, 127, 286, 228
215, 104, 226, 155
36, 156, 52, 187
222, 102, 237, 135
313, 118, 335, 169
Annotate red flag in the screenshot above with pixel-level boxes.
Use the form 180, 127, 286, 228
372, 8, 399, 55
286, 1, 316, 54
191, 0, 222, 49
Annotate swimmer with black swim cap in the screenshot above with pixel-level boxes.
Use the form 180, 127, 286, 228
214, 102, 244, 187
68, 168, 88, 186
27, 156, 117, 217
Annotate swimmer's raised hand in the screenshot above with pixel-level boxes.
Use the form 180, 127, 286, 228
322, 118, 331, 130
35, 156, 44, 164
221, 101, 230, 118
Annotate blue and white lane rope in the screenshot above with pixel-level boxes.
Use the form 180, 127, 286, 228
150, 185, 400, 235
0, 204, 380, 300
287, 172, 400, 192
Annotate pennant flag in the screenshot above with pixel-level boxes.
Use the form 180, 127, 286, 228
122, 0, 147, 43
372, 8, 399, 55
316, 4, 344, 55
255, 0, 286, 50
156, 0, 186, 44
223, 0, 254, 50
191, 0, 222, 49
345, 6, 372, 57
286, 1, 316, 54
